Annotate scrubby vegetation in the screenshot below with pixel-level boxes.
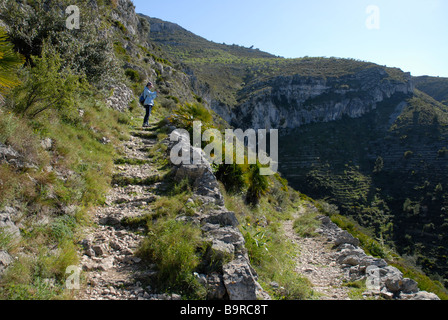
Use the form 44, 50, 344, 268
2, 0, 447, 301
0, 0, 137, 299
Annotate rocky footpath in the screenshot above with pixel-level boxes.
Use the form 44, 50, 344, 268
283, 210, 351, 300
76, 125, 180, 300
76, 124, 269, 300
316, 215, 440, 300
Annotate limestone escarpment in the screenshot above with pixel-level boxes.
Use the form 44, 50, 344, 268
223, 67, 414, 130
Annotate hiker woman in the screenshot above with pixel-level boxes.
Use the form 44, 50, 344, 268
142, 82, 157, 127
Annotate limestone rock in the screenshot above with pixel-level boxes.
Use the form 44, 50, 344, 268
207, 272, 227, 300
202, 210, 240, 228
334, 230, 360, 247
223, 258, 258, 300
40, 138, 53, 151
317, 214, 440, 300
0, 250, 13, 269
0, 207, 21, 240
209, 240, 235, 262
409, 291, 441, 300
97, 256, 115, 271
401, 278, 419, 294
383, 269, 404, 293
105, 84, 134, 112
0, 143, 21, 162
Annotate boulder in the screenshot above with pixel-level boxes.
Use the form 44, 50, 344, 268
207, 272, 227, 300
0, 250, 13, 268
401, 278, 419, 294
209, 240, 235, 261
341, 255, 362, 266
0, 207, 21, 241
0, 143, 21, 162
202, 210, 239, 228
40, 138, 53, 151
359, 256, 387, 268
0, 250, 13, 276
410, 291, 440, 300
380, 266, 404, 293
207, 226, 246, 251
334, 230, 360, 247
336, 247, 366, 265
223, 258, 258, 300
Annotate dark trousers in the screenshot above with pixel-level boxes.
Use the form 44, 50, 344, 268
143, 105, 153, 125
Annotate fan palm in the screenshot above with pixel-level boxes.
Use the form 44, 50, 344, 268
0, 26, 25, 100
246, 162, 271, 205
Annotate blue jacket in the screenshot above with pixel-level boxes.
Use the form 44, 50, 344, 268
143, 87, 157, 106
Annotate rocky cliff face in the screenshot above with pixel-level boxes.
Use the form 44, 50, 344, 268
220, 67, 414, 130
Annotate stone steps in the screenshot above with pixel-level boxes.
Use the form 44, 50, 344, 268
77, 123, 163, 300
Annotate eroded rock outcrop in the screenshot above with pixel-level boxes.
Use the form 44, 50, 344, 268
105, 84, 134, 112
223, 67, 414, 130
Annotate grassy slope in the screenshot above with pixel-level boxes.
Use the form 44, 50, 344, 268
0, 0, 147, 299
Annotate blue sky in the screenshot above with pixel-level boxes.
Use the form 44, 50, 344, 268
132, 0, 448, 77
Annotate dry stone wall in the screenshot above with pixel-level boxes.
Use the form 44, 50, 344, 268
168, 129, 270, 300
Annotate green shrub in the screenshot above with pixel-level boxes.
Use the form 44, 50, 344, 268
215, 163, 246, 194
243, 225, 271, 265
1, 1, 117, 86
137, 219, 202, 292
404, 150, 414, 159
168, 103, 214, 137
114, 20, 127, 33
12, 42, 83, 119
0, 26, 25, 98
125, 69, 141, 83
293, 211, 321, 238
50, 215, 77, 241
0, 239, 78, 300
113, 41, 127, 55
330, 214, 388, 259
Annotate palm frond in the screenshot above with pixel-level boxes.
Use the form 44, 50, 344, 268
0, 26, 25, 94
